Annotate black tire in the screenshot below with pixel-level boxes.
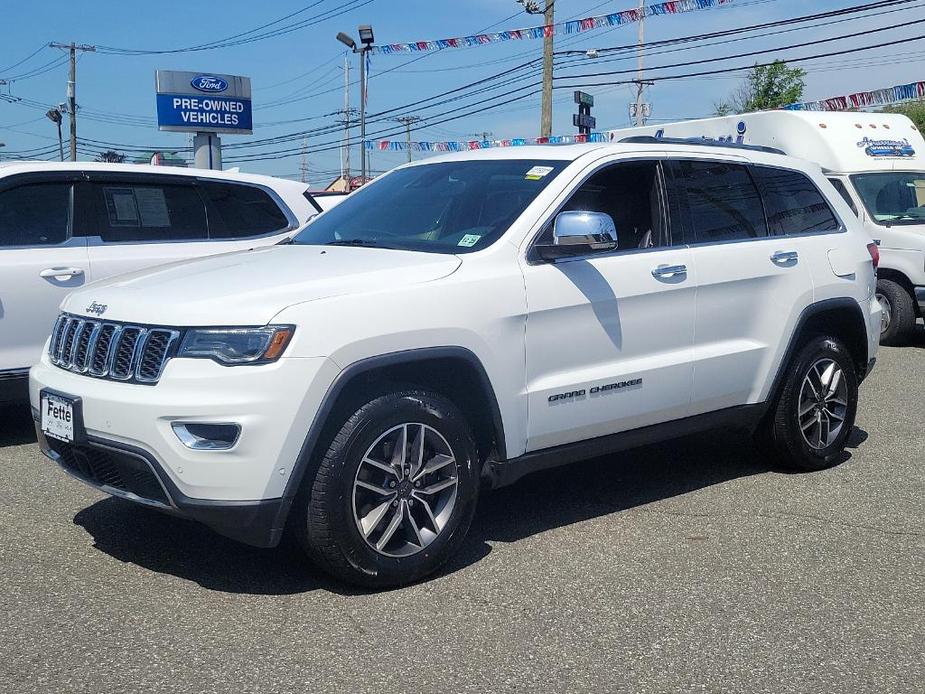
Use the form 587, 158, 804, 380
294, 389, 479, 588
758, 335, 858, 472
877, 278, 915, 346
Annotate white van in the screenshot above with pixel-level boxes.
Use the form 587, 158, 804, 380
0, 162, 325, 403
608, 111, 925, 344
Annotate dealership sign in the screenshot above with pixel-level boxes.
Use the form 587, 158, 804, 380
155, 70, 252, 135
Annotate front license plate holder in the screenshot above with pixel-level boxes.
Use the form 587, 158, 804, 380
40, 389, 86, 444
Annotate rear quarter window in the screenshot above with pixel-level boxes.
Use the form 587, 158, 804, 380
752, 167, 840, 235
200, 182, 291, 239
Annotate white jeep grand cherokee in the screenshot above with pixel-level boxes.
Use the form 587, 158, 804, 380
30, 142, 881, 587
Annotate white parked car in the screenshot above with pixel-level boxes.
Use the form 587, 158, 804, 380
0, 162, 324, 403
30, 142, 880, 586
609, 111, 925, 344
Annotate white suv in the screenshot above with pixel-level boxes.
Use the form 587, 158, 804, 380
30, 143, 881, 587
0, 162, 324, 403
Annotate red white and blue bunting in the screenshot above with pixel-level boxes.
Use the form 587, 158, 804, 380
785, 80, 925, 112
371, 0, 736, 55
365, 133, 609, 151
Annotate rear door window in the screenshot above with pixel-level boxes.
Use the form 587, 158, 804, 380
752, 166, 840, 235
670, 160, 768, 243
0, 182, 71, 247
200, 182, 290, 239
76, 181, 208, 242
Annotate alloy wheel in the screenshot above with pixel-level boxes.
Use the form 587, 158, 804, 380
876, 292, 892, 335
352, 423, 459, 558
797, 358, 849, 450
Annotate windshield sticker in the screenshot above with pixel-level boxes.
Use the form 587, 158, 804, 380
525, 165, 555, 180
458, 234, 482, 247
857, 137, 916, 158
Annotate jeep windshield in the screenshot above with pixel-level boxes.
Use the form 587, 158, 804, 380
292, 159, 567, 253
851, 172, 925, 226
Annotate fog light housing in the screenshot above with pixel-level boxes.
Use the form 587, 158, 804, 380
172, 422, 241, 450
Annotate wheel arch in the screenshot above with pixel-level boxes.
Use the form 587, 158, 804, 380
766, 298, 870, 409
271, 347, 507, 540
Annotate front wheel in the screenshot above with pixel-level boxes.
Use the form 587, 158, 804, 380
294, 389, 479, 588
876, 278, 915, 346
758, 335, 859, 471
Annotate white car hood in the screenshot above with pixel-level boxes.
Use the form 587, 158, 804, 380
62, 245, 462, 326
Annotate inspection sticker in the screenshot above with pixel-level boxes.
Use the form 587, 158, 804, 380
458, 234, 482, 247
525, 165, 554, 180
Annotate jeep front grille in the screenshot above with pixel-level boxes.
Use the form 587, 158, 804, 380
48, 314, 180, 385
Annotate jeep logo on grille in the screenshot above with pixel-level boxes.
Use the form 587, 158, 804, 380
86, 301, 108, 316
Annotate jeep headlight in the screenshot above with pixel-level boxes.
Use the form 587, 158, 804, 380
178, 326, 294, 365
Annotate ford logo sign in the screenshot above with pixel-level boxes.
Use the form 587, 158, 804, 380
190, 75, 229, 93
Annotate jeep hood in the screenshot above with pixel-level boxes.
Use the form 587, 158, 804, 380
61, 245, 462, 325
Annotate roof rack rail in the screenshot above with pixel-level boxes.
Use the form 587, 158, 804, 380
618, 135, 785, 156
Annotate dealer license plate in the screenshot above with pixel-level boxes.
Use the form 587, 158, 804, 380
41, 393, 76, 443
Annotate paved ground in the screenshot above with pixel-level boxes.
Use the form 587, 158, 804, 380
1, 333, 923, 694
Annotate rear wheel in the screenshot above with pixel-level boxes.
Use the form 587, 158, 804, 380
876, 278, 915, 346
294, 389, 479, 588
759, 335, 858, 471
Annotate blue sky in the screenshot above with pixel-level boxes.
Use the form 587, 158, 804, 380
2, 0, 924, 185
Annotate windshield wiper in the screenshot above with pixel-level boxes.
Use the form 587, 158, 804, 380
325, 239, 397, 249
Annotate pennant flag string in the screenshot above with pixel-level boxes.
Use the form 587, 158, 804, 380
371, 0, 736, 55
785, 79, 925, 112
364, 133, 609, 151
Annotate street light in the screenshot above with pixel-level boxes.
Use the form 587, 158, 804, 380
45, 108, 64, 162
336, 24, 374, 183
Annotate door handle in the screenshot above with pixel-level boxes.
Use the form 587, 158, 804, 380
651, 264, 687, 279
40, 267, 85, 278
771, 250, 799, 264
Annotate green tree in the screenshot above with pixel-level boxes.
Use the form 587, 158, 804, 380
881, 102, 925, 131
714, 61, 806, 115
95, 150, 126, 163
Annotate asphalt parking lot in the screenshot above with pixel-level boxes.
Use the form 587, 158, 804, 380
1, 334, 923, 694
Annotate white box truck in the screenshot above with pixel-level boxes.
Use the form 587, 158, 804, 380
608, 111, 925, 344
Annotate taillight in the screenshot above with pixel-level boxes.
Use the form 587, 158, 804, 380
867, 242, 880, 270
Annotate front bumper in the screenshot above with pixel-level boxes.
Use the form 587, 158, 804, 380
915, 286, 925, 315
35, 425, 285, 546
30, 353, 340, 547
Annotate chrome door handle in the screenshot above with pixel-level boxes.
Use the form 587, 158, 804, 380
771, 250, 799, 264
652, 264, 687, 279
40, 267, 85, 278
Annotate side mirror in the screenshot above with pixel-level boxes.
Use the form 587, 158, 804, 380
535, 211, 618, 260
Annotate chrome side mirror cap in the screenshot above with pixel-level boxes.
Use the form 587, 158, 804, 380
536, 211, 618, 260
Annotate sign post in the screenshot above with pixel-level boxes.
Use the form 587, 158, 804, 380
573, 91, 596, 136
155, 71, 252, 170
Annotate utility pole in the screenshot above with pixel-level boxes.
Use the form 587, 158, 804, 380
343, 55, 351, 182
518, 1, 553, 137
300, 138, 309, 184
540, 0, 554, 137
49, 42, 95, 161
395, 116, 421, 163
632, 0, 648, 127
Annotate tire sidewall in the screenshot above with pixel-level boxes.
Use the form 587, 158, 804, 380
314, 391, 479, 585
783, 336, 859, 467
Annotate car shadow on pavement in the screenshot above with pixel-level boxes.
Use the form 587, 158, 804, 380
72, 426, 866, 596
0, 404, 36, 448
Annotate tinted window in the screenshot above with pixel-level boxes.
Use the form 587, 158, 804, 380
0, 183, 70, 247
201, 182, 290, 239
293, 160, 567, 254
674, 160, 768, 242
752, 167, 839, 235
77, 182, 207, 242
828, 178, 857, 216
553, 160, 666, 250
